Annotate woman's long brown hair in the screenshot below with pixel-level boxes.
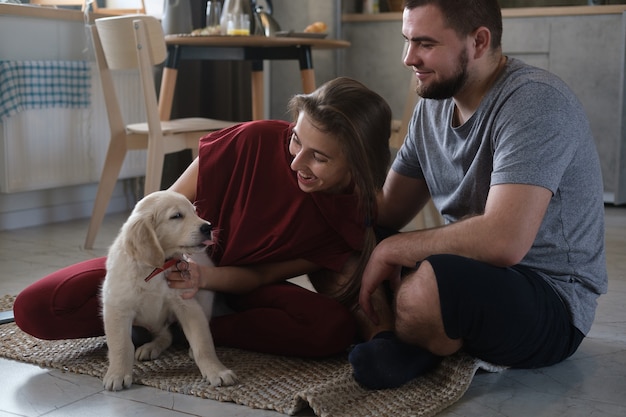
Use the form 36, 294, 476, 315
288, 77, 392, 307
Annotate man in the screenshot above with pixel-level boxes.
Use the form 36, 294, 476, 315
349, 0, 608, 390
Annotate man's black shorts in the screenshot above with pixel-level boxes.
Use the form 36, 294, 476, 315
426, 254, 583, 368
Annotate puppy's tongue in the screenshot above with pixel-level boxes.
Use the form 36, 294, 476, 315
203, 239, 215, 247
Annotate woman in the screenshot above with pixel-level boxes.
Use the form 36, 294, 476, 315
13, 77, 392, 357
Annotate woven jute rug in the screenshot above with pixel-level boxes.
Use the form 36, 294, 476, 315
0, 294, 502, 416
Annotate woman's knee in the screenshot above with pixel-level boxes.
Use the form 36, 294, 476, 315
13, 285, 53, 339
13, 257, 107, 339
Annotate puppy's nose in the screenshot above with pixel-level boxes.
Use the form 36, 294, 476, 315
200, 222, 213, 238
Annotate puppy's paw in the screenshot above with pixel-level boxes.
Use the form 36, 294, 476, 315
135, 342, 165, 361
203, 367, 238, 387
103, 370, 132, 391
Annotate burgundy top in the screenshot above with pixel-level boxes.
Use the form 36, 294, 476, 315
195, 120, 365, 272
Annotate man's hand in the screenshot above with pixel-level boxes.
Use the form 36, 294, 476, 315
358, 242, 402, 325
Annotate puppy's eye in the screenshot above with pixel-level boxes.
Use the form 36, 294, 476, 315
170, 212, 184, 220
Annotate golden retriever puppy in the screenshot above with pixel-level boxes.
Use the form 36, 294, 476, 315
101, 190, 237, 391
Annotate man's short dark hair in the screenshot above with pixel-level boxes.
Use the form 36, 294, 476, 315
403, 0, 503, 49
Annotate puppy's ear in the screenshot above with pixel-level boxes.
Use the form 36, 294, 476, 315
123, 215, 165, 267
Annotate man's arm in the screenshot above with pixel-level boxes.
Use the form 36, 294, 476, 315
377, 170, 432, 230
360, 176, 553, 322
381, 179, 551, 267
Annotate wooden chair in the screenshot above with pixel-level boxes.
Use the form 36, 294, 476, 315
85, 15, 236, 249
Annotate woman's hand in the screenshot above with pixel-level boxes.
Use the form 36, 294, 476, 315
166, 260, 206, 299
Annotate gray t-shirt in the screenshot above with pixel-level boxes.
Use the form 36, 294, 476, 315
392, 57, 607, 335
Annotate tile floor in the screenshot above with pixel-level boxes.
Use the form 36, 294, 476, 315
0, 206, 625, 417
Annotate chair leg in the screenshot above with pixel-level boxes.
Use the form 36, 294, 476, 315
143, 139, 165, 196
84, 136, 128, 249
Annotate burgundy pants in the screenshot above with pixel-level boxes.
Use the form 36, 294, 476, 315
13, 257, 355, 358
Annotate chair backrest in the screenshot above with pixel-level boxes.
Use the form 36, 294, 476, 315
94, 15, 167, 70
90, 19, 126, 142
92, 15, 166, 139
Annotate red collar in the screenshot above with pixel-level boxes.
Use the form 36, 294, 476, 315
145, 258, 178, 282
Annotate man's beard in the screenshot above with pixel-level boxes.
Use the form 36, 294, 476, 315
416, 48, 469, 100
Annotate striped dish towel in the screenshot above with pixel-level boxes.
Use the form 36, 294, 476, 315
0, 60, 91, 121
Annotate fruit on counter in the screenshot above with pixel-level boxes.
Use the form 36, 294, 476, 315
304, 21, 327, 33
191, 26, 221, 36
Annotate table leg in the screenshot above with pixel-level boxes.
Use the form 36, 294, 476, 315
300, 68, 316, 94
159, 67, 178, 121
250, 69, 264, 120
297, 47, 315, 93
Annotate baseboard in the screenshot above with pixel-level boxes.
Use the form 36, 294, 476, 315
0, 194, 134, 231
0, 179, 143, 231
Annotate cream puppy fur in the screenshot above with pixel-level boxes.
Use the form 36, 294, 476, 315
101, 190, 237, 391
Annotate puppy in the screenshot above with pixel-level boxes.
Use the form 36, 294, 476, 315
101, 190, 237, 391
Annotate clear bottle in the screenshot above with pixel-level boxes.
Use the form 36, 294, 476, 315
220, 0, 253, 36
205, 1, 222, 35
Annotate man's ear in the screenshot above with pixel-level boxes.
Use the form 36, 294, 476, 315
472, 26, 492, 59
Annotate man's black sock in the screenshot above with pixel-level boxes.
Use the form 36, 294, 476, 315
131, 326, 152, 347
348, 331, 442, 390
